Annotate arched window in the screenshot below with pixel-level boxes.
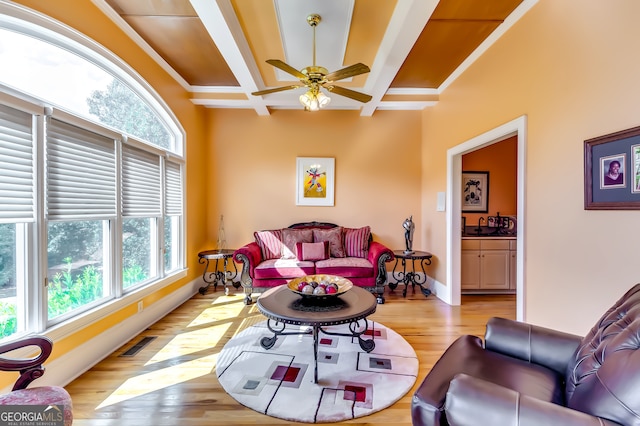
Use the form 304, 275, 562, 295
0, 2, 185, 340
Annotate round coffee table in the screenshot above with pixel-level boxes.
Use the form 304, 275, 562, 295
257, 284, 377, 383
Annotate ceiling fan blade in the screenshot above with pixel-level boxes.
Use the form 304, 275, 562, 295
324, 63, 370, 82
251, 85, 300, 96
326, 85, 372, 103
266, 59, 306, 80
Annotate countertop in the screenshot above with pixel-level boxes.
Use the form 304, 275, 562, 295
462, 235, 516, 240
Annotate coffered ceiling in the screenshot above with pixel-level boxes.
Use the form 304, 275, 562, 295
94, 0, 534, 116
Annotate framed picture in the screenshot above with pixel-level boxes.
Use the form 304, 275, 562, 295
296, 157, 335, 206
584, 125, 640, 209
462, 171, 489, 213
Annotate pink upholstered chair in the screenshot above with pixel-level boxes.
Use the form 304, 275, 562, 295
0, 336, 73, 425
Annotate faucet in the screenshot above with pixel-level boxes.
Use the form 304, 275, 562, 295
475, 217, 485, 234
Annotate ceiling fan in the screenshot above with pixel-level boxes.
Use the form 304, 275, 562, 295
251, 13, 372, 111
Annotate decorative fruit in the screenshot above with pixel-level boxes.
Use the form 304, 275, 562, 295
327, 283, 339, 292
301, 284, 314, 294
313, 286, 326, 295
297, 281, 307, 291
325, 285, 338, 294
309, 281, 318, 288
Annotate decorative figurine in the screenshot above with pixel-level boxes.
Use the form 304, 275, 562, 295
403, 215, 415, 254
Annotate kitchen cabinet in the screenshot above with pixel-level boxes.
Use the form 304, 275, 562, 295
461, 239, 514, 292
509, 240, 517, 291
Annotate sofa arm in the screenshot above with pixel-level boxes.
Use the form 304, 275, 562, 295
233, 242, 262, 281
484, 317, 583, 376
368, 241, 394, 286
445, 374, 621, 426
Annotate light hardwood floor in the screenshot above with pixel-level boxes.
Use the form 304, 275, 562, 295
65, 286, 515, 425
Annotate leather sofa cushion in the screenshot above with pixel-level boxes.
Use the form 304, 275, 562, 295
315, 257, 373, 278
565, 284, 640, 425
254, 259, 315, 279
412, 334, 564, 426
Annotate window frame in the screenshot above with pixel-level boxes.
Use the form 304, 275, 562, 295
0, 2, 187, 342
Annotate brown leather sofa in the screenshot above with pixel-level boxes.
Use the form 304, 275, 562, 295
411, 284, 640, 426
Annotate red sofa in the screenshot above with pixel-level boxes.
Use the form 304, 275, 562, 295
233, 221, 394, 305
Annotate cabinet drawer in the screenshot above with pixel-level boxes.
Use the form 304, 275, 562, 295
462, 240, 480, 250
480, 240, 509, 250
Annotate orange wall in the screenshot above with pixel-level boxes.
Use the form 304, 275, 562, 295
462, 136, 517, 225
420, 0, 640, 333
206, 109, 423, 252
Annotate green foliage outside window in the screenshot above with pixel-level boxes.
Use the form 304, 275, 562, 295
87, 79, 171, 149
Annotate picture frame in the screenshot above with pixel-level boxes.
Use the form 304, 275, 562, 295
296, 157, 335, 206
584, 125, 640, 209
462, 171, 489, 213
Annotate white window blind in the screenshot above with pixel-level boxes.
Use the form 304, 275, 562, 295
47, 119, 117, 219
165, 161, 182, 216
122, 144, 161, 217
0, 104, 34, 223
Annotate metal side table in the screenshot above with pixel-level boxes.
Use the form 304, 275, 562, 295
198, 249, 239, 295
388, 250, 433, 298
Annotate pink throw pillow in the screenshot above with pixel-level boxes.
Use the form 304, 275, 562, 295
281, 228, 313, 259
254, 229, 283, 260
296, 241, 329, 261
312, 227, 346, 258
343, 226, 370, 258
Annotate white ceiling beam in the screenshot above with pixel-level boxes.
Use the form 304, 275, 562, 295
189, 0, 270, 115
360, 0, 439, 117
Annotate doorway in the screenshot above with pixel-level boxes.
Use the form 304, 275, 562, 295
445, 116, 526, 321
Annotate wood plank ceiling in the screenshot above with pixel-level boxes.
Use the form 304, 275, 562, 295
97, 0, 529, 116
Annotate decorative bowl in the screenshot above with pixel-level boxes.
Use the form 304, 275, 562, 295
288, 275, 353, 299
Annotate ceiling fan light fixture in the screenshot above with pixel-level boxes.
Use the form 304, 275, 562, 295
252, 13, 371, 108
299, 88, 330, 111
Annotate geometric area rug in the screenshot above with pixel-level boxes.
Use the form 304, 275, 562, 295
217, 320, 418, 423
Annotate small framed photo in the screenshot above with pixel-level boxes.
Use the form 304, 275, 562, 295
462, 171, 489, 213
296, 157, 335, 206
584, 125, 640, 209
600, 154, 626, 189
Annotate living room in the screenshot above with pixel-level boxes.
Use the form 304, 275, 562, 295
2, 0, 640, 424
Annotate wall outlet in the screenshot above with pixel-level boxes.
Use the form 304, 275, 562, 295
137, 301, 143, 312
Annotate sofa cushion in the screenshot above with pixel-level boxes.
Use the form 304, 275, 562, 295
343, 226, 370, 258
281, 228, 313, 259
312, 226, 346, 258
296, 241, 329, 261
412, 334, 564, 426
565, 284, 640, 425
254, 258, 316, 279
254, 229, 283, 260
315, 257, 374, 278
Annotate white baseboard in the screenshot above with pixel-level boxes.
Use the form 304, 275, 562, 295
33, 278, 202, 388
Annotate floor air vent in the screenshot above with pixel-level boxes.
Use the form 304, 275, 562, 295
120, 336, 157, 357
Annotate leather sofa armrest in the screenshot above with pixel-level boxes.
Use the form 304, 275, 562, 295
484, 317, 583, 376
445, 374, 621, 426
368, 241, 394, 284
233, 242, 262, 278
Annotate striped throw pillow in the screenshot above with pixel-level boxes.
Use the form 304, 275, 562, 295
343, 226, 370, 258
254, 229, 283, 260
